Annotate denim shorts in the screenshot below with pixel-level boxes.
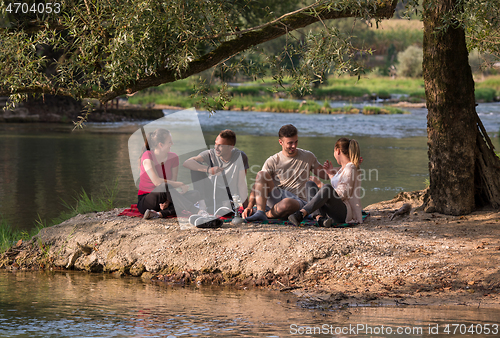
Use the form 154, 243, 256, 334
266, 187, 306, 210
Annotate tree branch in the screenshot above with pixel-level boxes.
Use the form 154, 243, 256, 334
1, 0, 398, 101
99, 0, 398, 102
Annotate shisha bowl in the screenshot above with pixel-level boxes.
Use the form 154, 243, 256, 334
230, 194, 245, 225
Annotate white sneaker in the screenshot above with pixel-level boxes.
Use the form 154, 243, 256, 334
215, 206, 234, 218
189, 214, 201, 225
143, 209, 159, 220
194, 217, 223, 229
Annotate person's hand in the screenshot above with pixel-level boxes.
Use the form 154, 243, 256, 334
159, 201, 170, 210
242, 207, 254, 218
179, 184, 189, 194
323, 160, 335, 175
208, 166, 224, 175
359, 156, 363, 164
308, 175, 322, 187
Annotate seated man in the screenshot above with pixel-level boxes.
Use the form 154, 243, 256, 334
243, 124, 329, 222
183, 129, 249, 215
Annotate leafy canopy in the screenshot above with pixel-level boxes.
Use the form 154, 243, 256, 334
0, 0, 397, 105
0, 0, 499, 108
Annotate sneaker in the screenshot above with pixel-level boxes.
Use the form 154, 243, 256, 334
197, 209, 210, 217
189, 213, 215, 226
195, 217, 223, 229
288, 211, 304, 226
318, 217, 333, 228
189, 214, 202, 226
143, 209, 159, 220
215, 206, 234, 218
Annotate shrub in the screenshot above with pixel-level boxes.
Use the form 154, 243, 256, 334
397, 45, 423, 78
259, 100, 300, 112
229, 86, 266, 96
362, 106, 406, 114
475, 88, 497, 102
298, 101, 323, 114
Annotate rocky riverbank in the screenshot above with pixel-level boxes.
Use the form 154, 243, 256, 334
2, 191, 500, 308
0, 96, 164, 123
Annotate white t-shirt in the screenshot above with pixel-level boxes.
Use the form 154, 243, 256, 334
331, 162, 363, 223
199, 148, 249, 199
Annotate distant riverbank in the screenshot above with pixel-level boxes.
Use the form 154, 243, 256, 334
2, 75, 499, 123
127, 75, 500, 114
0, 95, 164, 123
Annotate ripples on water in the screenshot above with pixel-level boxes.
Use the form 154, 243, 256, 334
2, 272, 500, 337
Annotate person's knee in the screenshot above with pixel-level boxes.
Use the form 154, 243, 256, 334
306, 180, 318, 189
274, 198, 300, 218
320, 184, 337, 199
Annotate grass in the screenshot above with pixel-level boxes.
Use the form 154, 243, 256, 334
475, 88, 497, 102
312, 85, 371, 98
0, 218, 39, 253
362, 105, 407, 115
128, 93, 197, 108
476, 75, 500, 92
126, 74, 499, 112
370, 19, 424, 31
226, 96, 269, 110
0, 183, 118, 253
259, 100, 301, 112
475, 75, 500, 101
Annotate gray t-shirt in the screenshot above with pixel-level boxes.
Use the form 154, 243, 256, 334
262, 148, 319, 200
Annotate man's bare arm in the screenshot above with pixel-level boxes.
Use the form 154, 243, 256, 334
242, 188, 256, 218
183, 155, 209, 172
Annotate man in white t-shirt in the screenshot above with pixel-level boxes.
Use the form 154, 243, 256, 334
243, 124, 330, 222
183, 129, 249, 214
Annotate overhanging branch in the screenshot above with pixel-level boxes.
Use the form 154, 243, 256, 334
100, 0, 398, 102
1, 0, 399, 102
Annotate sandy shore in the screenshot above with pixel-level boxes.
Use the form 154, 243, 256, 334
2, 190, 499, 308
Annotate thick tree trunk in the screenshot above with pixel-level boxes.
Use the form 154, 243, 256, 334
423, 0, 478, 215
423, 0, 500, 215
474, 118, 500, 209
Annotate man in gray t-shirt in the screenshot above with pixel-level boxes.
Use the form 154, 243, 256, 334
243, 124, 329, 222
183, 129, 249, 214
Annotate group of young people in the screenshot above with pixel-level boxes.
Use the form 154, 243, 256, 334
137, 124, 363, 228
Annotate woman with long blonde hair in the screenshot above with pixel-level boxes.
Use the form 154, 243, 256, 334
288, 138, 363, 226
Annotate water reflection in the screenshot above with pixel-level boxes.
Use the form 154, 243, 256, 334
1, 271, 499, 337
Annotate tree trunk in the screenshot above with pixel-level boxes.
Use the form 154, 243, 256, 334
423, 0, 500, 215
474, 118, 500, 209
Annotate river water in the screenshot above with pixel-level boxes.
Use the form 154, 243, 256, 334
1, 104, 499, 231
1, 105, 500, 336
2, 271, 500, 337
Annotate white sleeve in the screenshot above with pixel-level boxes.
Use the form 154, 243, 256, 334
334, 164, 356, 201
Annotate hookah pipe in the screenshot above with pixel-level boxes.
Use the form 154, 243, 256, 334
208, 154, 244, 225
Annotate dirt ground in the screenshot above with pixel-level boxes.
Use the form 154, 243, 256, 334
2, 190, 500, 308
